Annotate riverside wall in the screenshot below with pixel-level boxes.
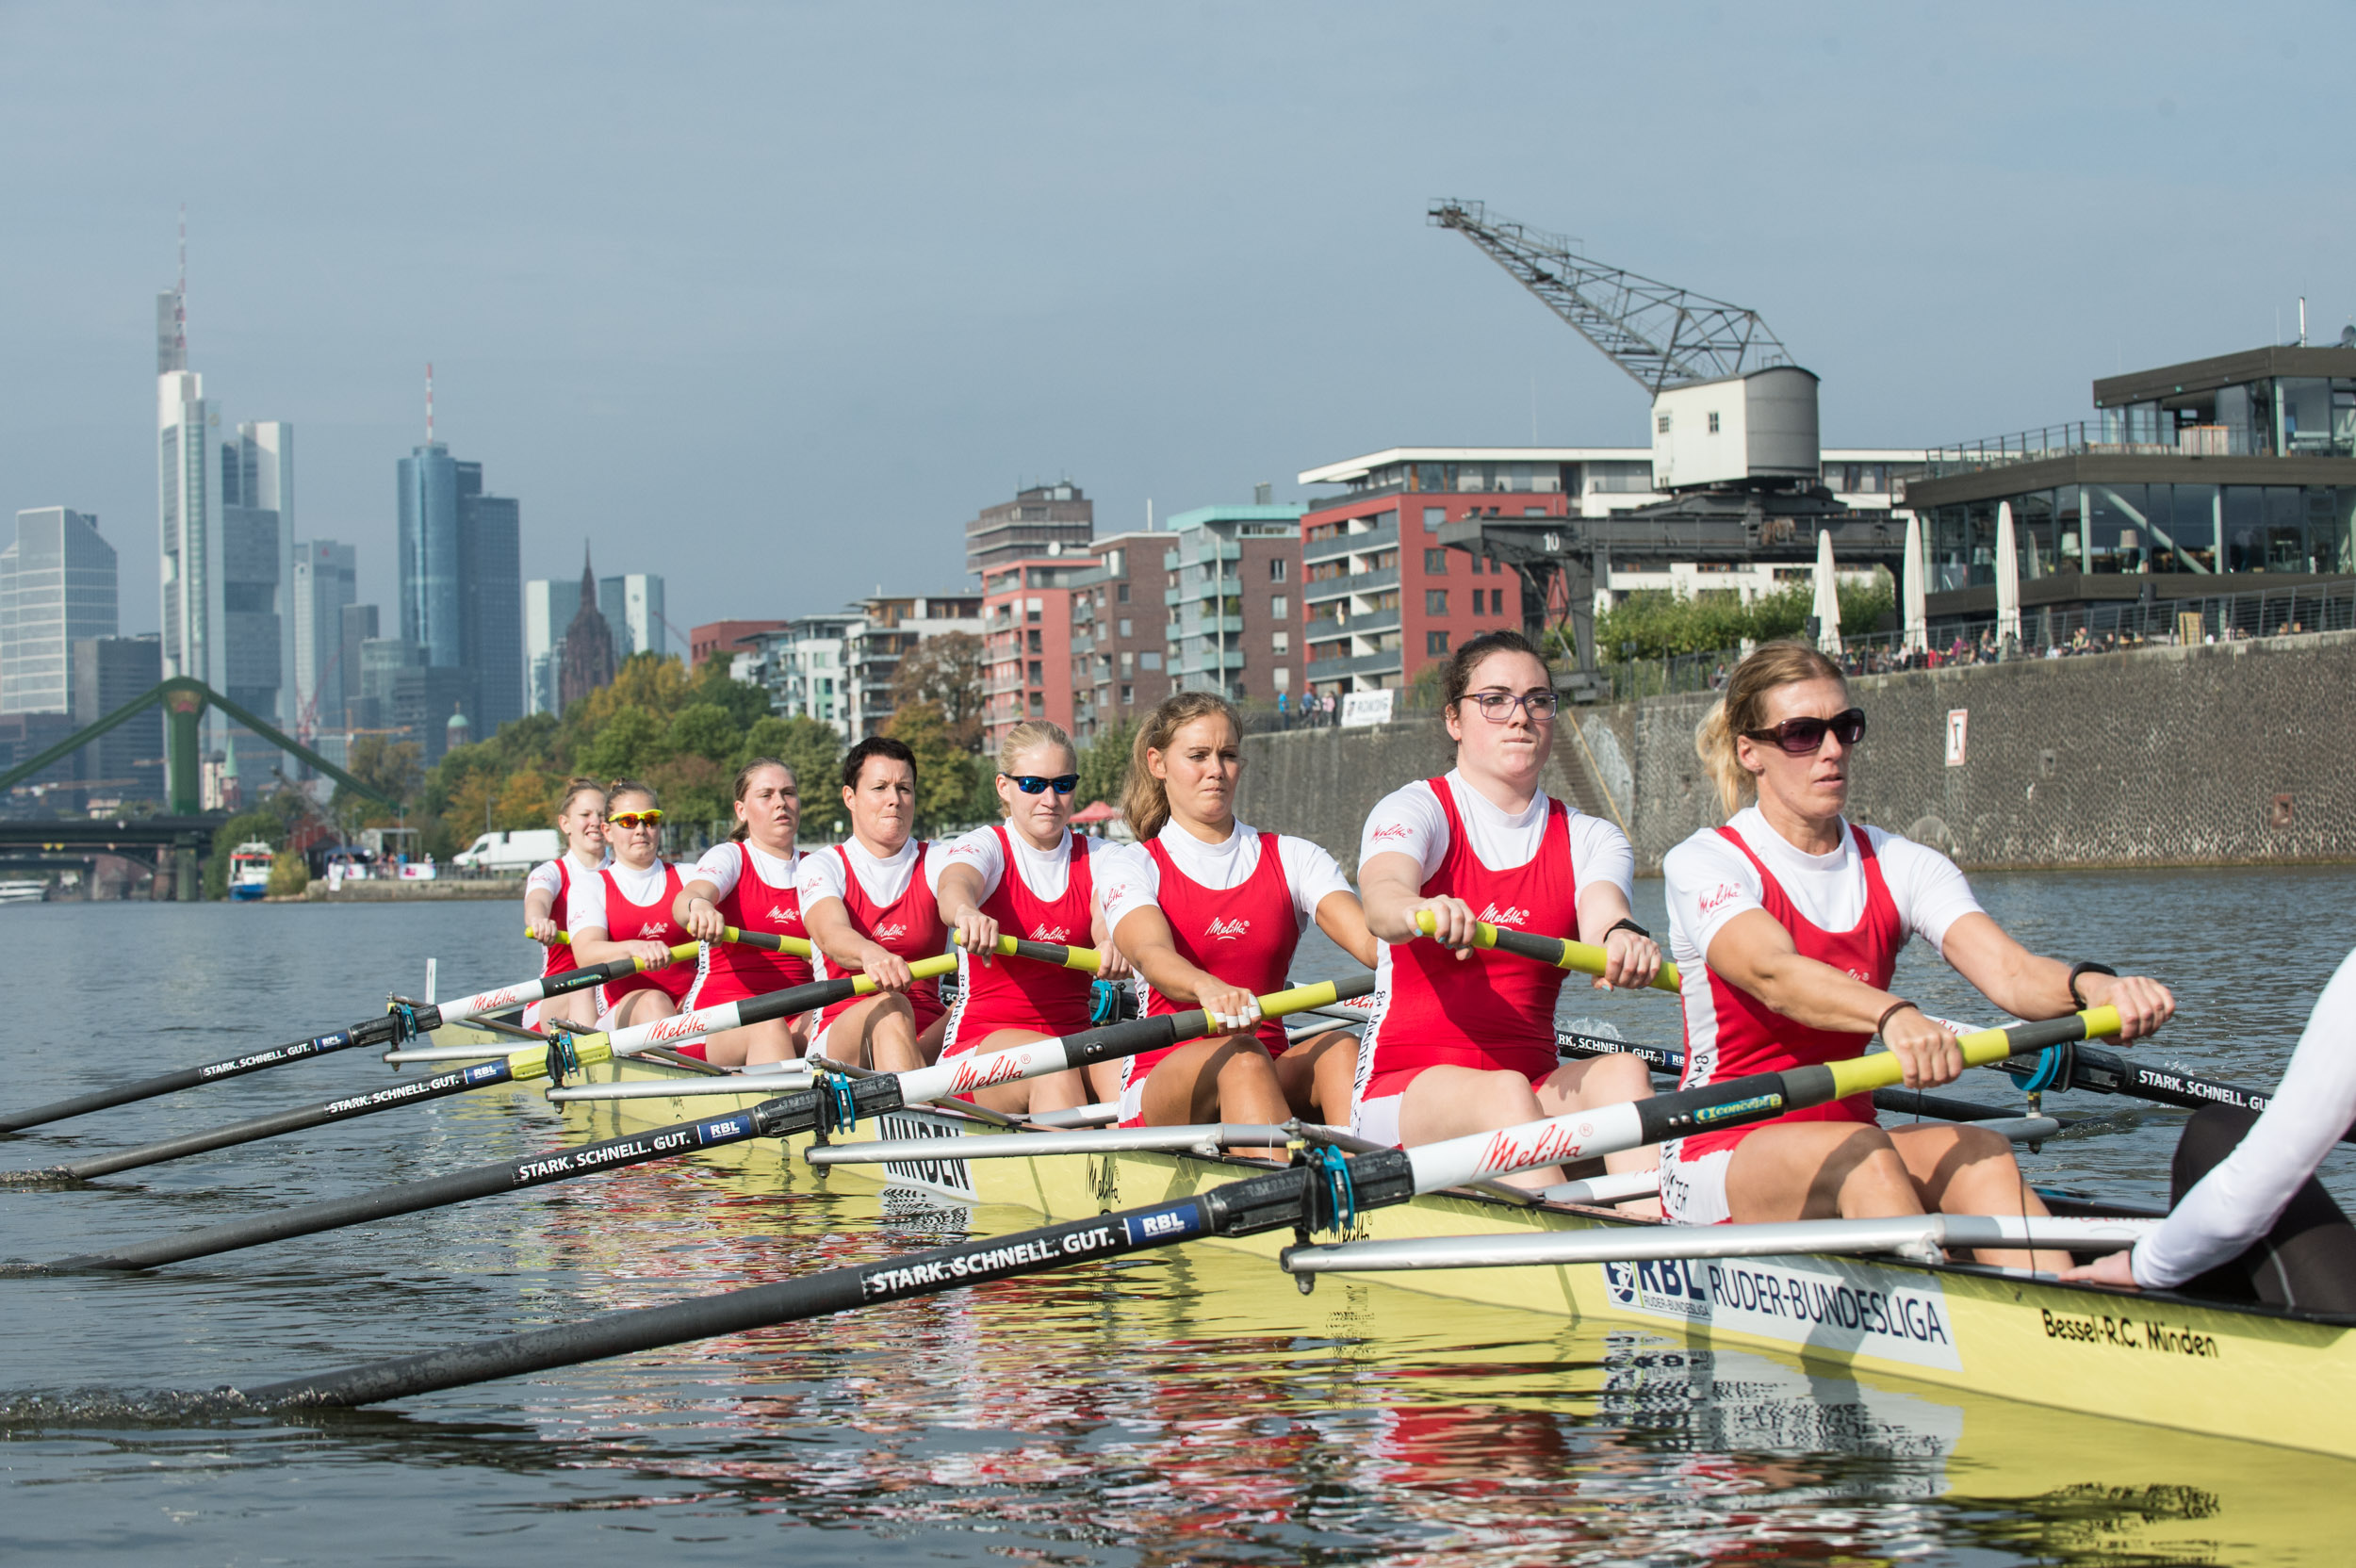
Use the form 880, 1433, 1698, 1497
1238, 629, 2356, 875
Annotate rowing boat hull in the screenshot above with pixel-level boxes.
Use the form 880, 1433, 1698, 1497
444, 1030, 2356, 1462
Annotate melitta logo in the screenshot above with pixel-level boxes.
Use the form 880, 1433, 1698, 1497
1029, 924, 1072, 943
1477, 903, 1531, 927
643, 923, 674, 939
473, 987, 523, 1010
950, 1048, 1037, 1092
648, 1012, 712, 1041
875, 922, 908, 941
1368, 823, 1412, 843
1473, 1120, 1588, 1175
1204, 917, 1252, 939
1698, 884, 1739, 915
766, 905, 801, 927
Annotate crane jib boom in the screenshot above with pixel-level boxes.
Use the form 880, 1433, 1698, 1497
1428, 200, 1789, 395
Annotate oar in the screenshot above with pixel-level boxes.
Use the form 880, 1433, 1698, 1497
38, 975, 1373, 1273
1411, 910, 1681, 992
233, 1005, 2120, 1408
950, 931, 1103, 972
0, 944, 702, 1136
548, 927, 810, 956
20, 956, 954, 1182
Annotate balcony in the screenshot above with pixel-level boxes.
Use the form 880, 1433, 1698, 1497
1922, 421, 2203, 481
1302, 567, 1402, 602
1304, 647, 1403, 678
1304, 515, 1398, 565
1179, 539, 1242, 564
1302, 607, 1399, 639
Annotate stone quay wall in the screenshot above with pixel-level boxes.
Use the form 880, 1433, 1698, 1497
1239, 630, 2356, 875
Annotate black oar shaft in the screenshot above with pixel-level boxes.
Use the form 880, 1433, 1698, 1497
1557, 1032, 2041, 1126
0, 1026, 380, 1135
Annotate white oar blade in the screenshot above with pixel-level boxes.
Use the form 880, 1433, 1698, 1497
1284, 1215, 2158, 1275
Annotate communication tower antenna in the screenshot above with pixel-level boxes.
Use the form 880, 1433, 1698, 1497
426, 362, 434, 444
1428, 199, 1788, 394
174, 204, 188, 361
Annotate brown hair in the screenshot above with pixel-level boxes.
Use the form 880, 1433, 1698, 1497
555, 776, 605, 823
842, 735, 916, 792
605, 777, 659, 811
996, 720, 1076, 818
728, 757, 794, 843
1122, 692, 1240, 841
1693, 640, 1847, 817
1441, 628, 1546, 714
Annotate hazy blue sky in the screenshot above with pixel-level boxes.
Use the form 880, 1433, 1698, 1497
4, 2, 2350, 636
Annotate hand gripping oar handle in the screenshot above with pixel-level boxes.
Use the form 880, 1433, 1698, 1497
0, 945, 695, 1136
26, 956, 953, 1184
1412, 910, 1681, 993
48, 973, 1375, 1275
950, 930, 1102, 972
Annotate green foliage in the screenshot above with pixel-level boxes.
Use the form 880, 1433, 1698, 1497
665, 703, 741, 765
581, 707, 665, 780
1074, 719, 1134, 814
334, 734, 422, 825
1593, 576, 1895, 663
881, 700, 975, 833
739, 714, 843, 796
267, 850, 311, 897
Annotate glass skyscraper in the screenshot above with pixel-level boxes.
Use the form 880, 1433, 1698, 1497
1, 508, 118, 715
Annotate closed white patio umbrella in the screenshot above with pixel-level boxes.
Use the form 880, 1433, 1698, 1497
1995, 501, 2022, 651
1902, 514, 1928, 653
1812, 527, 1843, 656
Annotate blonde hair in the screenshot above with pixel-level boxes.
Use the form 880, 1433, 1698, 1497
555, 776, 605, 823
996, 721, 1076, 817
1123, 692, 1241, 841
728, 758, 793, 843
605, 776, 658, 811
1694, 641, 1847, 817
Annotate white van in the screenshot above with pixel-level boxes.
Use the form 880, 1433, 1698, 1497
451, 828, 564, 874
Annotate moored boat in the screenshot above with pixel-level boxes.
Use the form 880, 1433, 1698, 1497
226, 841, 274, 902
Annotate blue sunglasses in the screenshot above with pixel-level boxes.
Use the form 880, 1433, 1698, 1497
1004, 773, 1079, 795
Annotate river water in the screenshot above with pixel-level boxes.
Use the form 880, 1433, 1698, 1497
1, 872, 2350, 1565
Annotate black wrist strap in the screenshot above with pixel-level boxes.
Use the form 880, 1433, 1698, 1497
2068, 960, 2118, 1010
1604, 918, 1651, 941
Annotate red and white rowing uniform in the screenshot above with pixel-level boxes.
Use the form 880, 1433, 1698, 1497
1350, 772, 1634, 1148
1097, 821, 1351, 1127
938, 825, 1104, 1054
679, 841, 812, 1058
522, 850, 604, 1027
1659, 808, 1983, 1225
795, 837, 948, 1059
564, 859, 694, 1027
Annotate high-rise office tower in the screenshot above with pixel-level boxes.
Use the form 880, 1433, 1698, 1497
72, 633, 163, 801
219, 422, 292, 753
290, 540, 356, 743
1, 508, 119, 715
597, 573, 665, 660
338, 603, 380, 729
396, 435, 523, 741
523, 576, 581, 714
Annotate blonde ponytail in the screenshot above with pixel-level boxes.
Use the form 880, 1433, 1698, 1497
1693, 641, 1847, 818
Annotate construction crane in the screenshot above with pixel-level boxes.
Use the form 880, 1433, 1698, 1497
1429, 200, 1790, 395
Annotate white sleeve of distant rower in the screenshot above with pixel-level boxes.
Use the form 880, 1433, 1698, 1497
1661, 830, 1765, 969
1866, 828, 1985, 956
1093, 842, 1161, 934
1275, 835, 1352, 927
690, 841, 743, 902
1358, 781, 1448, 882
1566, 813, 1637, 905
2133, 947, 2356, 1290
525, 859, 564, 901
794, 851, 848, 909
563, 874, 609, 938
940, 827, 1006, 902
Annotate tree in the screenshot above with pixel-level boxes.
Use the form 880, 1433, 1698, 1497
684, 659, 774, 729
666, 702, 740, 764
889, 631, 988, 750
882, 700, 975, 833
738, 714, 843, 798
582, 706, 665, 780
334, 736, 421, 832
1075, 718, 1134, 814
1592, 574, 1896, 663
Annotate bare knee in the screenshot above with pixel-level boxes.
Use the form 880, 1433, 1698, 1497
1584, 1054, 1654, 1102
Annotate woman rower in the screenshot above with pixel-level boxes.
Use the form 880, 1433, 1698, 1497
676, 759, 813, 1067
563, 779, 691, 1031
523, 777, 608, 1029
1663, 641, 2173, 1268
1099, 692, 1377, 1133
796, 737, 950, 1073
936, 720, 1127, 1117
2061, 947, 2356, 1309
1355, 630, 1663, 1198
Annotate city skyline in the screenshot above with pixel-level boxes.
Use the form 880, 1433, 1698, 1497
4, 6, 2352, 642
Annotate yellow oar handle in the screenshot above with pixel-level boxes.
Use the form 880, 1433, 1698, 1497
536, 925, 811, 960
1824, 1006, 2124, 1100
950, 930, 1102, 972
1412, 909, 1681, 993
1255, 975, 1375, 1020
845, 952, 961, 998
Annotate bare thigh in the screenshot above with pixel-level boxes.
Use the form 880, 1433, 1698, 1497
540, 988, 599, 1028
608, 990, 678, 1030
1138, 1035, 1288, 1132
1270, 1030, 1356, 1122
1723, 1120, 1921, 1224
700, 1014, 796, 1069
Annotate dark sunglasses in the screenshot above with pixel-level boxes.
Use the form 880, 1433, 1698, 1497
1005, 773, 1080, 795
608, 809, 663, 828
1745, 708, 1867, 756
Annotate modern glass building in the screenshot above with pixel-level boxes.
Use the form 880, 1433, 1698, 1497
1, 508, 118, 715
397, 445, 523, 738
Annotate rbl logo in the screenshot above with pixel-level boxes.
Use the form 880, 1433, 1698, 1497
1204, 917, 1252, 939
1477, 903, 1531, 927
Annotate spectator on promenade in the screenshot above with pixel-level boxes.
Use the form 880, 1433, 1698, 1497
1277, 691, 1289, 728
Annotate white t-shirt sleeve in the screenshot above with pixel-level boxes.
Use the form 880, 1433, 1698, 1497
526, 859, 565, 902
1869, 830, 1984, 955
1568, 813, 1638, 906
1095, 843, 1162, 935
689, 842, 743, 902
939, 827, 1006, 903
1277, 834, 1353, 925
2135, 947, 2356, 1289
1662, 831, 1764, 968
564, 874, 611, 938
921, 840, 948, 894
794, 851, 849, 908
1358, 781, 1448, 880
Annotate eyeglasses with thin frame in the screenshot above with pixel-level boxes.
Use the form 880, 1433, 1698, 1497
609, 809, 664, 828
1743, 708, 1867, 756
1004, 773, 1080, 795
1464, 689, 1562, 722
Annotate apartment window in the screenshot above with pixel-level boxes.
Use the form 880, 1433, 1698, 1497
1268, 557, 1288, 582
1117, 582, 1130, 603
1140, 651, 1162, 671
1271, 630, 1289, 653
1028, 692, 1044, 715
1026, 629, 1042, 653
1118, 618, 1132, 637
1270, 596, 1287, 618
1657, 413, 1672, 433
1423, 506, 1446, 531
1121, 650, 1134, 672
1425, 589, 1448, 614
1423, 548, 1448, 573
1426, 630, 1449, 655
1273, 666, 1290, 691
1707, 410, 1721, 433
1027, 661, 1042, 685
1121, 684, 1133, 703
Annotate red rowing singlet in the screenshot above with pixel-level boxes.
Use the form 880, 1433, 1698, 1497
596, 863, 694, 1005
1673, 823, 1905, 1160
1133, 830, 1300, 1075
688, 843, 812, 1008
1361, 776, 1581, 1094
943, 827, 1098, 1054
538, 858, 579, 980
817, 842, 947, 1034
